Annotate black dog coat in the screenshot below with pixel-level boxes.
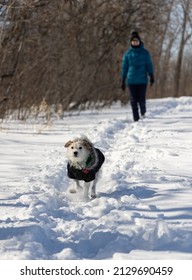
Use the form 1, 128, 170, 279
67, 148, 105, 182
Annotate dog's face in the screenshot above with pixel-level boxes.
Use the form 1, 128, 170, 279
64, 140, 91, 164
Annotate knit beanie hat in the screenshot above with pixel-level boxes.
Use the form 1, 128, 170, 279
131, 31, 141, 42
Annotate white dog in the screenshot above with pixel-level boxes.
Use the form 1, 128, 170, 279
64, 135, 105, 200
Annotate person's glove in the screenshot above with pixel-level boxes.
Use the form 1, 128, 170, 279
121, 80, 126, 91
149, 74, 154, 86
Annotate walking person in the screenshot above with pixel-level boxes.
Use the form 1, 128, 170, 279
121, 31, 154, 121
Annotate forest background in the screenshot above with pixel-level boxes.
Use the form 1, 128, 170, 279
0, 0, 192, 120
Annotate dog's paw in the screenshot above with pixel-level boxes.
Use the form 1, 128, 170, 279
69, 189, 76, 193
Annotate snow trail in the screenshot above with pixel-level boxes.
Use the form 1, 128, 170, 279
0, 97, 192, 259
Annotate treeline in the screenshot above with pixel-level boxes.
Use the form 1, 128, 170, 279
0, 0, 192, 120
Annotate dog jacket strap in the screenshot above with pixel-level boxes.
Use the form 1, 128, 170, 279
67, 164, 95, 182
85, 154, 93, 167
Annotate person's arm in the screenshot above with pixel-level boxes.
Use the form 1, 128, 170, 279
121, 53, 129, 90
146, 51, 154, 86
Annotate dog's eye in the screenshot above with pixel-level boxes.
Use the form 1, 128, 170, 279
79, 146, 82, 150
71, 146, 74, 149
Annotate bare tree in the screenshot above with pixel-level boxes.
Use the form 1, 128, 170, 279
174, 0, 192, 96
0, 0, 192, 120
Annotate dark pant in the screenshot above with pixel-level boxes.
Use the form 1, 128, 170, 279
128, 84, 147, 121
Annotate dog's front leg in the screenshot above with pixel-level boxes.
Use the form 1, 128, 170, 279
91, 173, 99, 198
91, 184, 96, 199
70, 180, 81, 193
83, 182, 91, 200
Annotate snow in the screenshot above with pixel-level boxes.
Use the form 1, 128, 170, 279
0, 96, 192, 260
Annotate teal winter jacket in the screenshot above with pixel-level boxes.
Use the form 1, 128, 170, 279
122, 43, 154, 85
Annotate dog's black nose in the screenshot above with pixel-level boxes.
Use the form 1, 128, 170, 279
74, 151, 78, 157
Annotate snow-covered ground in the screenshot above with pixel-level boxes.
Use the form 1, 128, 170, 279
0, 97, 192, 260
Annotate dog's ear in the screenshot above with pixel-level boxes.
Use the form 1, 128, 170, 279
64, 140, 73, 148
82, 140, 92, 150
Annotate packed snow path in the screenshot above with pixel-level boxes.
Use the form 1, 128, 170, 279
0, 97, 192, 259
